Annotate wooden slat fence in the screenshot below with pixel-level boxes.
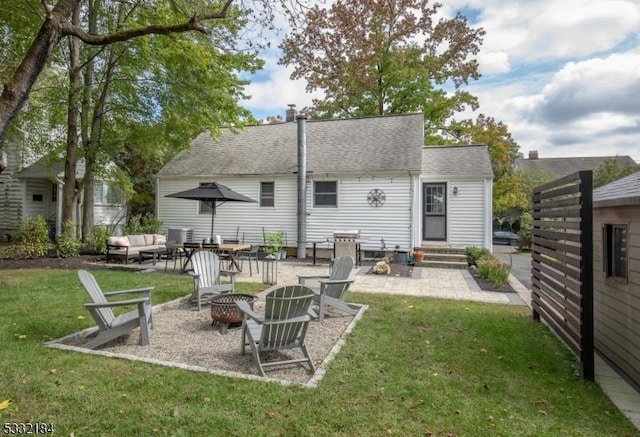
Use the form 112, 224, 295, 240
531, 171, 594, 380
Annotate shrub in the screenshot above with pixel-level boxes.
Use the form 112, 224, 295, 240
476, 253, 510, 289
15, 216, 51, 258
56, 220, 82, 258
85, 223, 110, 254
264, 231, 285, 253
518, 212, 532, 250
125, 215, 163, 235
465, 246, 490, 266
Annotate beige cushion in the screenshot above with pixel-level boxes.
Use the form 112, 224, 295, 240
128, 235, 147, 246
143, 234, 155, 245
153, 234, 166, 245
107, 236, 130, 247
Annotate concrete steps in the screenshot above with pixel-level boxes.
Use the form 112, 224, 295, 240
413, 246, 468, 269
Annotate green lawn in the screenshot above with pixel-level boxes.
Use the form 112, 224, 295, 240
0, 269, 637, 436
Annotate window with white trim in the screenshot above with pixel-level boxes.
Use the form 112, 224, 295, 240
199, 182, 213, 214
94, 182, 124, 205
314, 181, 337, 207
260, 182, 274, 207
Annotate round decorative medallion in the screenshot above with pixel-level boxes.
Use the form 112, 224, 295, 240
367, 188, 386, 207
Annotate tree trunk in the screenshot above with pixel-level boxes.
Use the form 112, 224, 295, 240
0, 0, 78, 172
63, 2, 81, 233
82, 164, 95, 239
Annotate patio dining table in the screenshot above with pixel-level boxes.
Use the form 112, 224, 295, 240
181, 242, 250, 273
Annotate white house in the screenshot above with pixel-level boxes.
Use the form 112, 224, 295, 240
0, 147, 126, 239
156, 113, 493, 256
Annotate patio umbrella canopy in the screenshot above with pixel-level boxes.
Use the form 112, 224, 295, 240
166, 183, 256, 240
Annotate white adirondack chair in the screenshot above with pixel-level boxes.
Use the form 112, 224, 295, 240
190, 250, 236, 310
236, 285, 317, 377
78, 270, 153, 349
298, 255, 357, 321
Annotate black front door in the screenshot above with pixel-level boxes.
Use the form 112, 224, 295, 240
423, 183, 446, 241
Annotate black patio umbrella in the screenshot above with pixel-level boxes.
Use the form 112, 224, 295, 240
166, 182, 256, 240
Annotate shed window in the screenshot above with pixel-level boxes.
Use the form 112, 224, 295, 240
314, 181, 337, 207
603, 224, 628, 282
260, 182, 274, 207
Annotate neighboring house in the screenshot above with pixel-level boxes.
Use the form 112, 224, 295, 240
593, 170, 640, 391
156, 112, 494, 255
516, 150, 638, 179
0, 146, 126, 239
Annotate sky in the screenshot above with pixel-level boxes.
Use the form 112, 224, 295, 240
241, 0, 640, 162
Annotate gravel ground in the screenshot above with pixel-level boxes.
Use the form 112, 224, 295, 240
57, 297, 361, 386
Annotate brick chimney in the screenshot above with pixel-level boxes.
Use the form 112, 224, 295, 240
529, 150, 539, 160
285, 104, 297, 123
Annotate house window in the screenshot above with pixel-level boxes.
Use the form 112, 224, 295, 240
603, 224, 628, 282
314, 181, 337, 207
199, 182, 214, 214
260, 182, 274, 207
94, 182, 124, 205
52, 183, 57, 202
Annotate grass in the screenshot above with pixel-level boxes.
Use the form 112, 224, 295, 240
1, 269, 638, 436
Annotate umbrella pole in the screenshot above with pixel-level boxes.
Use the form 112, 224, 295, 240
210, 202, 216, 241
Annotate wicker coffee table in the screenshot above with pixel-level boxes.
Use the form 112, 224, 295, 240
208, 294, 256, 334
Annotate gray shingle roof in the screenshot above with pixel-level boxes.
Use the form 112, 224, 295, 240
516, 155, 638, 179
16, 157, 85, 179
421, 145, 494, 177
159, 113, 425, 176
593, 170, 640, 207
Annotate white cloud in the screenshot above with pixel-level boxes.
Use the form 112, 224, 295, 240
478, 51, 511, 75
459, 0, 640, 61
532, 52, 640, 124
242, 0, 640, 161
242, 62, 322, 119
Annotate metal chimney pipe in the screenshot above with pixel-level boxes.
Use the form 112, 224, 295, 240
296, 113, 308, 259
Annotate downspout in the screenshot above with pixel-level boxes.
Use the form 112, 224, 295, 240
296, 113, 308, 259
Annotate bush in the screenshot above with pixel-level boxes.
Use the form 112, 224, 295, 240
264, 231, 285, 253
56, 220, 82, 258
476, 254, 510, 289
85, 223, 110, 254
15, 216, 51, 258
465, 246, 490, 266
518, 212, 532, 250
125, 215, 163, 235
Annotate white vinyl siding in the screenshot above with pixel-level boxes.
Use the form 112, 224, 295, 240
157, 173, 490, 252
158, 173, 413, 251
157, 176, 298, 245
24, 180, 49, 220
447, 180, 487, 248
306, 174, 413, 252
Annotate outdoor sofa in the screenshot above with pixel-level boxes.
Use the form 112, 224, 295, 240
106, 234, 167, 264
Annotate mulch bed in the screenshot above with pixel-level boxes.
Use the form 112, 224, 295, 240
0, 254, 105, 270
469, 270, 516, 293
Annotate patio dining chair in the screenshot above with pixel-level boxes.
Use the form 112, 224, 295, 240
164, 242, 184, 272
236, 244, 260, 276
